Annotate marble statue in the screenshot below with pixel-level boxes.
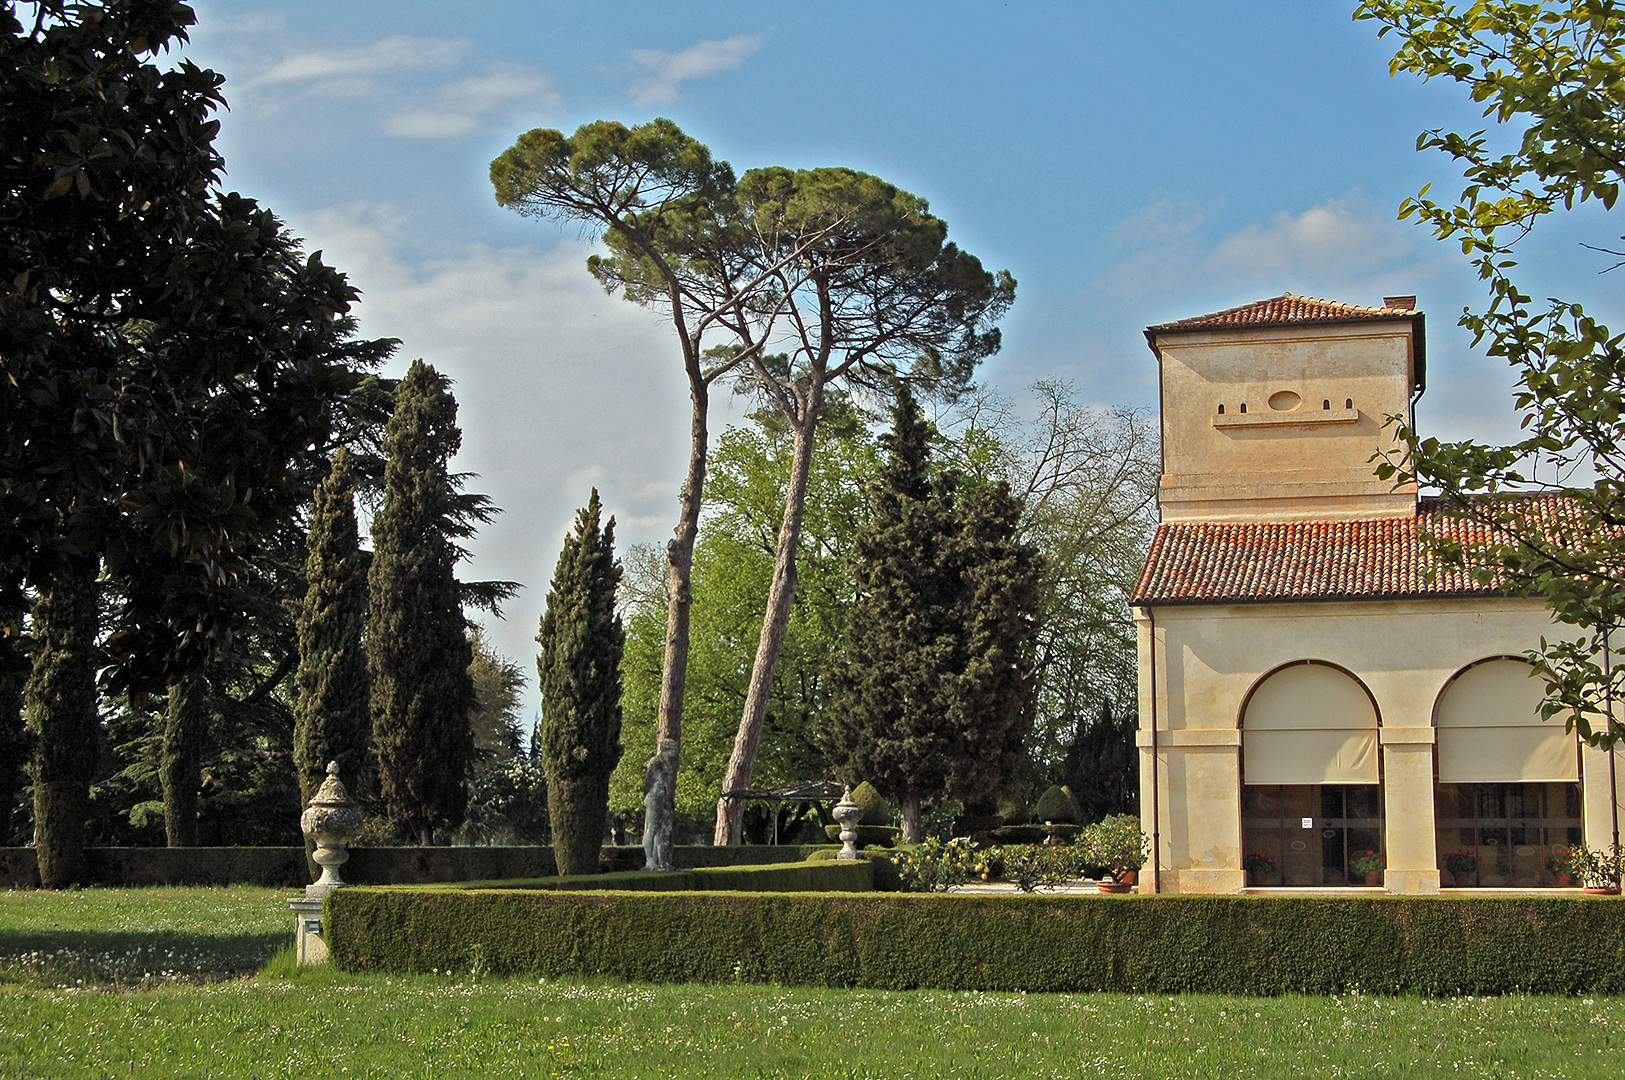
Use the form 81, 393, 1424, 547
642, 738, 678, 872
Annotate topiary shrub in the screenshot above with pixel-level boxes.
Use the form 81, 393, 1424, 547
1033, 785, 1083, 825
851, 781, 894, 825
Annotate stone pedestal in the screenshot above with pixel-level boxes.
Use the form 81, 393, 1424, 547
288, 885, 334, 966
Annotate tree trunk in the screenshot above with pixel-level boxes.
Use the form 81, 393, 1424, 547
418, 824, 433, 847
901, 794, 924, 844
25, 558, 100, 889
160, 675, 208, 847
657, 378, 709, 823
714, 391, 823, 844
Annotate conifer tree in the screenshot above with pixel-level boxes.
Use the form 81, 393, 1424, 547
369, 362, 477, 846
827, 387, 1042, 842
294, 449, 371, 804
158, 674, 209, 846
537, 490, 624, 876
24, 559, 100, 887
0, 649, 26, 844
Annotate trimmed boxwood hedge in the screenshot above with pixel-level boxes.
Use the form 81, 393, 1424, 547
0, 844, 829, 888
405, 860, 875, 894
326, 891, 1625, 995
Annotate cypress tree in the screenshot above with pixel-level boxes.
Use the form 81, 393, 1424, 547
159, 673, 209, 846
294, 448, 371, 804
369, 361, 476, 846
0, 636, 28, 844
827, 386, 1042, 842
537, 490, 624, 876
24, 559, 100, 887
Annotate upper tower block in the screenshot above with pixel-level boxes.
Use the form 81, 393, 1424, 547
1145, 293, 1425, 523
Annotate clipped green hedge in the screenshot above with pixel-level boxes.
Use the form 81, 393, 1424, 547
327, 892, 1625, 995
0, 844, 828, 888
407, 860, 875, 894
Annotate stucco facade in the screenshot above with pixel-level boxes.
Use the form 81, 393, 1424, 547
1132, 294, 1623, 894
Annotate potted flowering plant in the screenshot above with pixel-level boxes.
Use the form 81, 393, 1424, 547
1567, 843, 1623, 895
1442, 848, 1480, 887
1083, 814, 1148, 893
1243, 850, 1277, 886
1349, 849, 1385, 886
1545, 846, 1578, 888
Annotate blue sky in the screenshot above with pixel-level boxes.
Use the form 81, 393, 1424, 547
178, 1, 1620, 714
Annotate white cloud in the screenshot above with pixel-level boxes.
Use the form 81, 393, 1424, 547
1105, 196, 1440, 315
254, 36, 470, 95
385, 64, 558, 140
1211, 201, 1406, 278
629, 35, 761, 106
1112, 197, 1205, 250
290, 204, 694, 702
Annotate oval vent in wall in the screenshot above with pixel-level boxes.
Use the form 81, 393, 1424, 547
1268, 390, 1301, 411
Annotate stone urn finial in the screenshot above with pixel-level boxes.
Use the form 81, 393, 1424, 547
832, 786, 864, 861
301, 760, 363, 889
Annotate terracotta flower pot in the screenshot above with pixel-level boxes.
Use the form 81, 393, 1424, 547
1117, 869, 1138, 886
1363, 871, 1381, 886
1553, 871, 1575, 888
1449, 870, 1472, 888
1097, 880, 1132, 894
1582, 884, 1622, 896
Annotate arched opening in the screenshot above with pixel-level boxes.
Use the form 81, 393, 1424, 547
1240, 661, 1383, 886
1433, 658, 1581, 887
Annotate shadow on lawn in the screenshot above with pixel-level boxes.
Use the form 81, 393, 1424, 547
0, 929, 290, 986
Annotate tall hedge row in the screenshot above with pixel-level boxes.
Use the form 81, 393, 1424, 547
327, 891, 1625, 995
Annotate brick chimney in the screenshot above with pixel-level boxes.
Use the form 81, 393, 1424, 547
1383, 295, 1417, 311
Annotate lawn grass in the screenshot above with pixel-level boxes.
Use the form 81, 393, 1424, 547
1, 886, 1623, 1078
0, 886, 290, 986
2, 972, 1623, 1079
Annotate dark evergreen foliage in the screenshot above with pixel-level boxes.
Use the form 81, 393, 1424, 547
158, 674, 209, 847
369, 362, 478, 845
537, 490, 625, 876
24, 560, 100, 887
0, 2, 395, 696
293, 449, 372, 803
827, 387, 1043, 827
0, 644, 27, 844
1060, 700, 1139, 821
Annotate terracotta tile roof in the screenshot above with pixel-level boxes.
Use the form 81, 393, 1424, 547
1131, 494, 1587, 606
1146, 293, 1418, 333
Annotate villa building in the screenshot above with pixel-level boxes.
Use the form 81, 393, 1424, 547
1130, 293, 1622, 894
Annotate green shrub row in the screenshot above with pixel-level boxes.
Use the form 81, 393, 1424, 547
407, 859, 875, 894
326, 891, 1625, 995
0, 844, 829, 888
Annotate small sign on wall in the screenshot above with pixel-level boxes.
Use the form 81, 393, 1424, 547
1302, 817, 1313, 829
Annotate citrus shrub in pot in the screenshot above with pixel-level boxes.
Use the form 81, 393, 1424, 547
1083, 814, 1147, 887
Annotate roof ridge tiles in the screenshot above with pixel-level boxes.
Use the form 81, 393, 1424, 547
1146, 292, 1419, 333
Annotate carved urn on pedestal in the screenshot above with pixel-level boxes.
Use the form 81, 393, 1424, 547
301, 760, 363, 890
832, 786, 864, 861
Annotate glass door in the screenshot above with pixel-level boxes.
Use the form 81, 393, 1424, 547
1242, 784, 1384, 886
